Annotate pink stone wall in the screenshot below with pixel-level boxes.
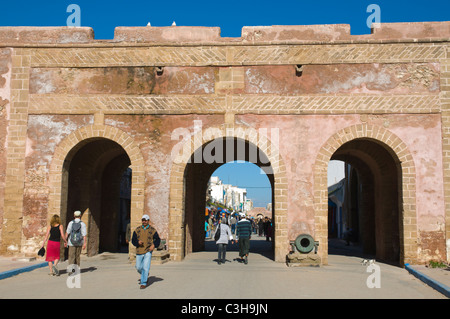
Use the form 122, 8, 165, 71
1, 22, 448, 261
30, 67, 216, 95
244, 64, 440, 95
237, 113, 445, 260
23, 115, 94, 250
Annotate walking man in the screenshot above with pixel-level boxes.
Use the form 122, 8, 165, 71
236, 214, 252, 264
65, 210, 87, 270
131, 214, 160, 289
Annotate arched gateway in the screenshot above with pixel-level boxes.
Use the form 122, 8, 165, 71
168, 124, 288, 262
314, 124, 418, 265
48, 124, 146, 257
0, 22, 448, 266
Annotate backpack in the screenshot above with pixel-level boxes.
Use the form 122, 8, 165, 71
70, 221, 83, 246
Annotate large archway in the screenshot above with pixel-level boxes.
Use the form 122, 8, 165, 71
62, 138, 131, 255
48, 124, 146, 259
168, 125, 288, 262
315, 124, 418, 266
329, 139, 402, 263
184, 137, 274, 257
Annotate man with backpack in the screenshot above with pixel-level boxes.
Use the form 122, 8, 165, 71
65, 210, 87, 269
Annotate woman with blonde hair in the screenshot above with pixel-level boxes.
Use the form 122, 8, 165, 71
41, 215, 67, 276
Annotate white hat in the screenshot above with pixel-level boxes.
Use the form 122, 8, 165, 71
74, 211, 82, 217
141, 214, 150, 220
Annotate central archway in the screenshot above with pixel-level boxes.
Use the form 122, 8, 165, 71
168, 125, 288, 262
184, 137, 274, 256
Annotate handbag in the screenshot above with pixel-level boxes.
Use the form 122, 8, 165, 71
37, 247, 45, 257
214, 225, 221, 241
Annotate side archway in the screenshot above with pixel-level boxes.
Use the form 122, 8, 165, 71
314, 124, 417, 266
48, 124, 146, 257
168, 124, 288, 262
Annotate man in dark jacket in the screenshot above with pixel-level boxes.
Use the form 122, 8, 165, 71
132, 214, 160, 289
236, 215, 252, 264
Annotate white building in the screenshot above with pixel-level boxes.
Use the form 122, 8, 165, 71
327, 160, 347, 239
244, 198, 253, 212
328, 160, 345, 187
208, 176, 248, 212
209, 176, 225, 204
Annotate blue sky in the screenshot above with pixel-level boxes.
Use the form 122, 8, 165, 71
1, 0, 449, 39
2, 0, 448, 206
211, 161, 272, 208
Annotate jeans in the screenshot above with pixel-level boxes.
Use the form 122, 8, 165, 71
218, 243, 227, 262
135, 251, 152, 285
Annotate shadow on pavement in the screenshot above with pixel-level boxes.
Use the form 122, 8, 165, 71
204, 235, 274, 261
147, 276, 164, 286
59, 266, 97, 275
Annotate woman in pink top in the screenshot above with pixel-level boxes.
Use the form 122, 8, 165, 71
41, 215, 67, 276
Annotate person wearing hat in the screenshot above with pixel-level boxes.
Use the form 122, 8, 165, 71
131, 214, 161, 289
236, 213, 252, 264
65, 210, 87, 269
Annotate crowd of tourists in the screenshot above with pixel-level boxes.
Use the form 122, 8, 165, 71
205, 206, 273, 241
39, 205, 271, 289
205, 206, 273, 265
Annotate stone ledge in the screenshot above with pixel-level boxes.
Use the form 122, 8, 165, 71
0, 22, 448, 45
113, 26, 223, 43
0, 27, 94, 44
286, 252, 321, 267
152, 250, 170, 264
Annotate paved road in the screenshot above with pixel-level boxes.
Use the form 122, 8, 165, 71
0, 237, 447, 302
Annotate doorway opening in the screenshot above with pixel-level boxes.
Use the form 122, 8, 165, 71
204, 161, 274, 260
327, 138, 402, 264
183, 137, 275, 260
61, 138, 132, 256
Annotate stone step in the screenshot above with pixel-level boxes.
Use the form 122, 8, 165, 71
152, 250, 170, 264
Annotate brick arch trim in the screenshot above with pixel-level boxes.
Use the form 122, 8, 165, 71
168, 124, 288, 262
48, 124, 146, 235
313, 123, 417, 265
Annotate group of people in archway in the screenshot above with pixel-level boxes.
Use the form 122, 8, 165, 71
205, 206, 273, 265
205, 208, 273, 242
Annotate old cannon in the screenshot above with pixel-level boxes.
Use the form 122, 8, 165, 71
287, 234, 321, 267
290, 234, 319, 254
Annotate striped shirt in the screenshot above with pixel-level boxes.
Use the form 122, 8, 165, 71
236, 219, 252, 239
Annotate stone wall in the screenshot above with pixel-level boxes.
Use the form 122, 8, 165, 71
0, 22, 448, 265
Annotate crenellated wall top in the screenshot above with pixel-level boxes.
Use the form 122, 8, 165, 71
0, 21, 448, 46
